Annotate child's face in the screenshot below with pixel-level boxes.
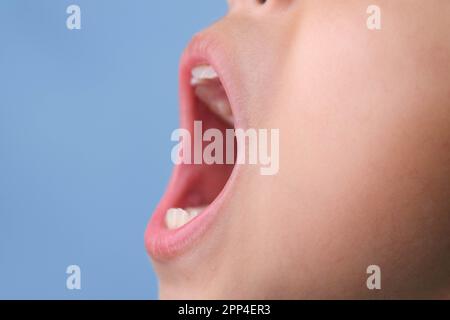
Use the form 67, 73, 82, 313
146, 0, 450, 299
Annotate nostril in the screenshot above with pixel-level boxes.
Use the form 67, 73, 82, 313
228, 0, 268, 10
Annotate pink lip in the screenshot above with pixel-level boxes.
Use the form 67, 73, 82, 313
145, 33, 245, 261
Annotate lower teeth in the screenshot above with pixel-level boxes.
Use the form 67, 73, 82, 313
165, 206, 206, 230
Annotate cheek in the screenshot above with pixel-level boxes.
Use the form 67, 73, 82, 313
249, 103, 449, 297
242, 11, 450, 297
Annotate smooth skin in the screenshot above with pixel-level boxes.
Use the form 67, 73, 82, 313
153, 0, 450, 299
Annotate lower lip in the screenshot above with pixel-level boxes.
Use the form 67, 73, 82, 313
145, 162, 239, 261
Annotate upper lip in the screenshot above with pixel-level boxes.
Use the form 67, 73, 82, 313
145, 32, 243, 261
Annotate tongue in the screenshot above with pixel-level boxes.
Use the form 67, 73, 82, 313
194, 79, 234, 126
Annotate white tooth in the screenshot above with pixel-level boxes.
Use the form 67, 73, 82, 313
185, 206, 207, 218
191, 65, 234, 125
165, 208, 190, 230
165, 206, 206, 230
191, 65, 218, 85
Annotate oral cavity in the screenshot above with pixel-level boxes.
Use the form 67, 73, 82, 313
191, 65, 234, 126
165, 206, 207, 230
164, 65, 234, 231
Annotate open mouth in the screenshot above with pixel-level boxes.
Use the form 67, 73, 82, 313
145, 35, 242, 260
165, 64, 236, 230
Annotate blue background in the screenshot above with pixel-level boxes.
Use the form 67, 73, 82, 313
0, 1, 226, 299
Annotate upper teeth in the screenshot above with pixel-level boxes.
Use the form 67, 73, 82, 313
191, 65, 233, 125
191, 65, 219, 85
165, 206, 206, 230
